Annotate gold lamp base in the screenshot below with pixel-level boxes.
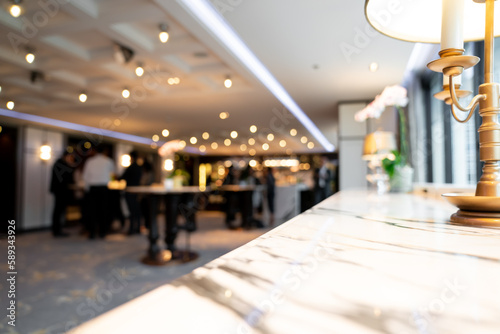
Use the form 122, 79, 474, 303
450, 210, 500, 227
442, 193, 500, 227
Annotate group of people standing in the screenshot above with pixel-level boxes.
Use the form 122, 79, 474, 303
222, 166, 275, 227
50, 147, 151, 239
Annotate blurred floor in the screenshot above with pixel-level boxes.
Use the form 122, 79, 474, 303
0, 211, 271, 334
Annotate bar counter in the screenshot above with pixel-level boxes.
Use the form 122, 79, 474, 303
71, 190, 500, 334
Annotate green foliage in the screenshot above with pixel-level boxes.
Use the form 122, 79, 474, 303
167, 169, 190, 183
382, 150, 402, 178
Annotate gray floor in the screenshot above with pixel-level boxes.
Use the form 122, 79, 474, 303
0, 211, 271, 334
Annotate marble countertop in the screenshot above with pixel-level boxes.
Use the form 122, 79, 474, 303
71, 190, 500, 334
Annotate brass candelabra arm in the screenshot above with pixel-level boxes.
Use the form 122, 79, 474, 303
448, 73, 486, 123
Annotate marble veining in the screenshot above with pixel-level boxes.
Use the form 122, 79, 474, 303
71, 190, 500, 334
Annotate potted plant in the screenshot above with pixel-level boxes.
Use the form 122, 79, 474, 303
355, 85, 413, 192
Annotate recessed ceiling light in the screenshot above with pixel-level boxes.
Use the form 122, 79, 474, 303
6, 101, 15, 110
135, 64, 144, 77
202, 132, 209, 140
307, 142, 315, 149
267, 133, 274, 141
25, 52, 35, 64
122, 88, 130, 98
369, 62, 379, 72
162, 129, 170, 137
224, 76, 232, 88
199, 145, 206, 152
279, 140, 286, 147
224, 139, 231, 146
211, 142, 218, 149
9, 1, 22, 17
230, 130, 238, 138
190, 136, 197, 144
168, 77, 180, 85
290, 128, 297, 136
262, 143, 269, 151
79, 93, 87, 103
249, 148, 256, 156
159, 23, 169, 43
248, 138, 255, 145
300, 136, 308, 144
240, 144, 247, 151
219, 112, 229, 119
250, 125, 257, 133
152, 134, 159, 142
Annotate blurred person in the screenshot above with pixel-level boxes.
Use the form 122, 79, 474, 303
140, 159, 155, 230
222, 166, 238, 228
49, 151, 75, 237
82, 146, 115, 239
120, 151, 142, 235
314, 156, 333, 204
264, 167, 275, 226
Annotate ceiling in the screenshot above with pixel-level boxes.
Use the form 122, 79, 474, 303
0, 0, 415, 155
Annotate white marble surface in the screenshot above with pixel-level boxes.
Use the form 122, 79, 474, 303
71, 190, 500, 334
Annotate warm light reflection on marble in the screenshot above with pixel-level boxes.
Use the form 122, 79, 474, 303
71, 190, 500, 334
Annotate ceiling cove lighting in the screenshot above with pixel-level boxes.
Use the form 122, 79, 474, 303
159, 23, 170, 43
0, 108, 167, 146
179, 0, 334, 152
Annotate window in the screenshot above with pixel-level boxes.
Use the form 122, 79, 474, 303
410, 41, 483, 186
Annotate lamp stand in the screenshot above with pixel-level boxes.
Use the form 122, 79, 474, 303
429, 0, 500, 227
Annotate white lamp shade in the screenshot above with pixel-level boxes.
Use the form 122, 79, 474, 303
365, 0, 500, 43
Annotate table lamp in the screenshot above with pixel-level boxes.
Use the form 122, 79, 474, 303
362, 131, 397, 194
366, 0, 500, 226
